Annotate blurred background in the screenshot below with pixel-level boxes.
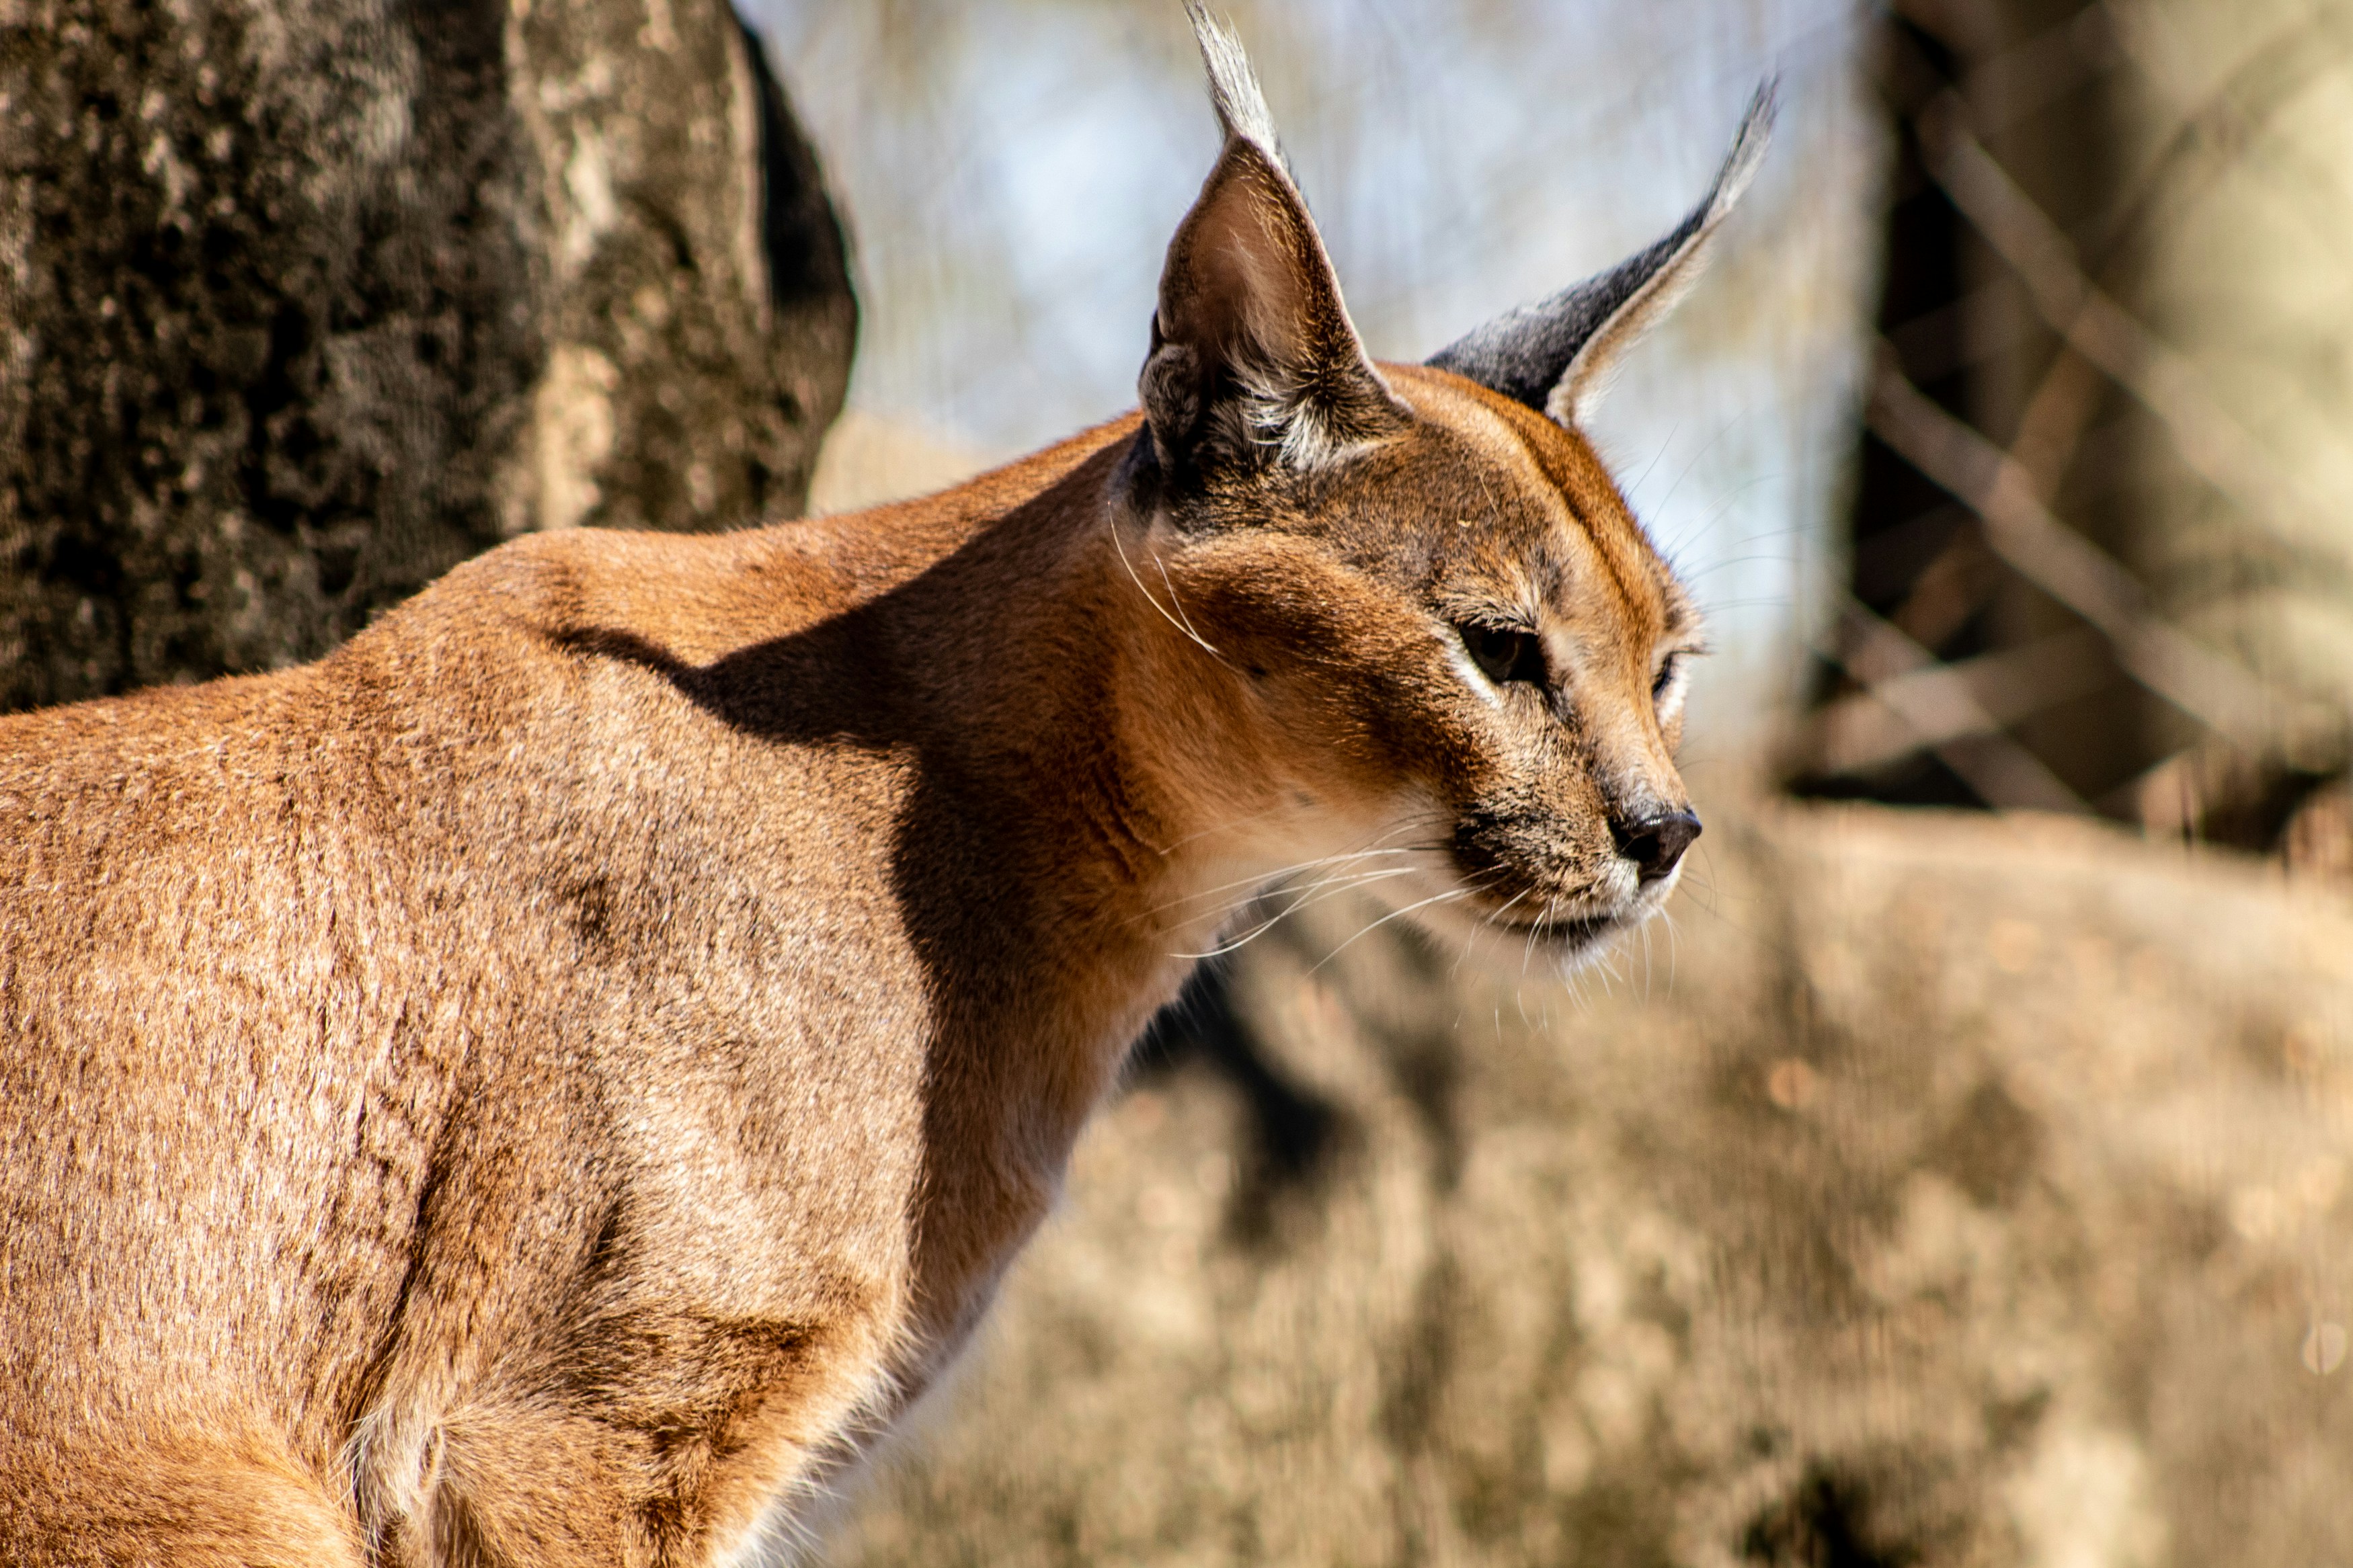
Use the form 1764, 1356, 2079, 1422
5, 0, 2352, 1562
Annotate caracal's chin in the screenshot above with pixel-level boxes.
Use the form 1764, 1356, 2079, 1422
1205, 796, 1689, 975
1294, 857, 1685, 977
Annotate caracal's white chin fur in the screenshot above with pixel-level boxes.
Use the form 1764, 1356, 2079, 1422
1413, 860, 1682, 975
1209, 800, 1685, 977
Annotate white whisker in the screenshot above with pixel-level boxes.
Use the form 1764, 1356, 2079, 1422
1152, 551, 1220, 656
1173, 864, 1427, 958
1127, 815, 1446, 923
1449, 886, 1534, 977
1133, 845, 1427, 922
1521, 895, 1556, 980
1308, 878, 1496, 973
1109, 516, 1229, 666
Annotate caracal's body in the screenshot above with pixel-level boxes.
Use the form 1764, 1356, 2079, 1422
0, 15, 1769, 1565
5, 421, 1216, 1562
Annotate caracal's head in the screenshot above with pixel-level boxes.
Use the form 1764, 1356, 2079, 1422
1119, 10, 1772, 968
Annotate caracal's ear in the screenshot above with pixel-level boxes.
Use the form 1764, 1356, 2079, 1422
1429, 83, 1776, 431
1140, 7, 1410, 481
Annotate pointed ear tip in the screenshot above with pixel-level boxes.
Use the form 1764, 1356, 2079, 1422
1736, 81, 1778, 149
1706, 79, 1780, 217
1186, 3, 1283, 159
1423, 77, 1782, 422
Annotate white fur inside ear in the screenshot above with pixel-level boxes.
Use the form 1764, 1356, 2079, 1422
1546, 252, 1710, 429
1235, 359, 1386, 471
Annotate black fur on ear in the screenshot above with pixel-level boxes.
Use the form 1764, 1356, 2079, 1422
1428, 82, 1776, 431
1140, 7, 1409, 483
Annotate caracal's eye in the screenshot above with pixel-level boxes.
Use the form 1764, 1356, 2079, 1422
1460, 623, 1546, 688
1652, 652, 1685, 702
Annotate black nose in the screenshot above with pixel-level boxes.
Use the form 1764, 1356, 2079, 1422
1613, 809, 1701, 882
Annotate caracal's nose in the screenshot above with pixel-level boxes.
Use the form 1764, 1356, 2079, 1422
1613, 808, 1702, 882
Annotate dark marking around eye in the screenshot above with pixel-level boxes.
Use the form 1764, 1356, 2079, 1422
1460, 623, 1546, 688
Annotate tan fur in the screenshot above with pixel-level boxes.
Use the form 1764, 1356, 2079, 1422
0, 23, 1721, 1566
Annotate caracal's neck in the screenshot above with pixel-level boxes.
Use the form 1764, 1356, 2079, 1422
832, 448, 1281, 1085
818, 417, 1283, 983
797, 419, 1302, 1363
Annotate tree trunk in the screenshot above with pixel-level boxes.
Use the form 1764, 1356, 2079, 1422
0, 0, 853, 712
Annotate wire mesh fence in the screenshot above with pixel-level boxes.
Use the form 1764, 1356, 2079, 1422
1792, 0, 2353, 881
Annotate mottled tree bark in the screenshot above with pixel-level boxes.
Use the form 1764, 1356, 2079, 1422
0, 0, 853, 712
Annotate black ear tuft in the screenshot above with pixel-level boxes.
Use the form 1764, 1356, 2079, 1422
1428, 81, 1776, 430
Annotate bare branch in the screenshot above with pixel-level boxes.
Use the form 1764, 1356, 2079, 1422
1812, 596, 2094, 814
1914, 91, 2338, 568
1866, 351, 2294, 749
1806, 626, 2110, 776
